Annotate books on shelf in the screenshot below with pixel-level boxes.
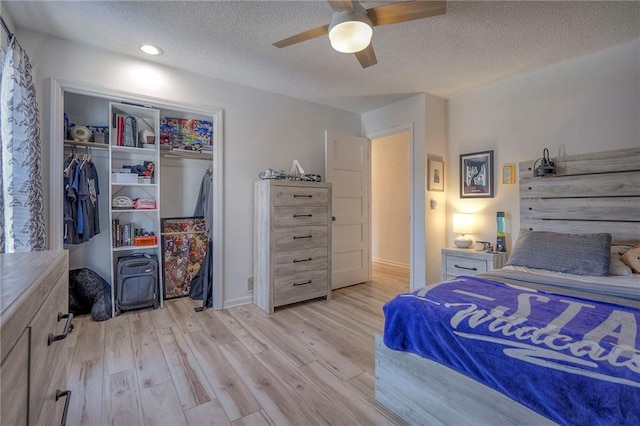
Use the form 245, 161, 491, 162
111, 219, 157, 248
112, 113, 140, 147
113, 114, 124, 146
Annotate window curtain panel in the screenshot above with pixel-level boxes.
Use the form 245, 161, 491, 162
0, 35, 46, 253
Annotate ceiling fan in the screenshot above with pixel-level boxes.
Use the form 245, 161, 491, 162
273, 0, 446, 68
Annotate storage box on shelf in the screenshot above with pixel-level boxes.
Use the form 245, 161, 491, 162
112, 172, 138, 184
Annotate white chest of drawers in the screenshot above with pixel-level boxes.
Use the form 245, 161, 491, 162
254, 180, 332, 314
441, 248, 508, 281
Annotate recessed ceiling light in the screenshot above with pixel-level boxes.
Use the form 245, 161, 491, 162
140, 45, 163, 55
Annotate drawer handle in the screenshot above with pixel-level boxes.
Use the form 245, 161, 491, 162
454, 264, 478, 271
293, 194, 312, 198
293, 258, 312, 263
293, 214, 313, 218
293, 280, 313, 287
293, 235, 312, 240
48, 312, 74, 346
56, 389, 72, 426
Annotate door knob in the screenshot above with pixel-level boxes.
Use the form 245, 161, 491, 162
332, 216, 336, 221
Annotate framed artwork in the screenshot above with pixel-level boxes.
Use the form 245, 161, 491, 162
427, 158, 444, 191
502, 164, 516, 185
460, 150, 494, 198
161, 217, 208, 299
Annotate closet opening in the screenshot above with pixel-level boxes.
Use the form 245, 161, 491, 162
49, 78, 224, 315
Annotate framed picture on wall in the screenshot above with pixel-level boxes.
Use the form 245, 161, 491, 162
427, 158, 444, 191
460, 150, 494, 198
502, 164, 516, 184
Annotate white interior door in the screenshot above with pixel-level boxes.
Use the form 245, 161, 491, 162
325, 131, 370, 289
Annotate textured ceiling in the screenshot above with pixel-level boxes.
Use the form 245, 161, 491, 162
3, 1, 640, 112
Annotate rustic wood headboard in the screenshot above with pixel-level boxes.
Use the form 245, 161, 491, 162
518, 147, 640, 245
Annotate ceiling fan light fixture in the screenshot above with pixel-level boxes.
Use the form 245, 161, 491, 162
328, 10, 373, 53
140, 44, 163, 55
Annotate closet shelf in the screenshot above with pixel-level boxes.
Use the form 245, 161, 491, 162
110, 182, 158, 188
111, 208, 159, 213
112, 244, 159, 252
160, 150, 212, 160
64, 139, 109, 150
111, 146, 156, 154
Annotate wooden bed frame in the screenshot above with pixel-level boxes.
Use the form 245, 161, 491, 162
375, 147, 640, 425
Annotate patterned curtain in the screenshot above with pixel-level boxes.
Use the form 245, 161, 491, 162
0, 35, 46, 253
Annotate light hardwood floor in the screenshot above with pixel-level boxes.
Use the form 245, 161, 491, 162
65, 263, 410, 425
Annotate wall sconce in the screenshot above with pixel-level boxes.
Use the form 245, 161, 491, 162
453, 213, 476, 249
533, 148, 556, 177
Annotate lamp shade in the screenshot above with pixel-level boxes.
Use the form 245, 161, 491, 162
453, 213, 476, 234
328, 9, 373, 53
453, 213, 476, 248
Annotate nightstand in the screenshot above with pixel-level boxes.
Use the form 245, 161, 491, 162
441, 248, 508, 281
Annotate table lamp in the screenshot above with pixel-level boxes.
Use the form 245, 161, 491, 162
453, 213, 476, 248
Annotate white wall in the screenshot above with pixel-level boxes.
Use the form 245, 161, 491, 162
424, 95, 448, 283
371, 132, 410, 268
362, 93, 447, 288
447, 39, 640, 251
19, 30, 361, 307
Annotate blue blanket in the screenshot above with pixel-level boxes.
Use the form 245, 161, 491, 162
383, 276, 640, 425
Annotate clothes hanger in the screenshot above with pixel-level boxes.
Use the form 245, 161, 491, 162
80, 146, 88, 168
64, 147, 77, 174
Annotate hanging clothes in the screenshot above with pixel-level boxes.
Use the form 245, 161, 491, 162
190, 167, 214, 308
63, 154, 79, 244
188, 239, 213, 308
64, 152, 100, 244
193, 166, 213, 237
0, 35, 46, 253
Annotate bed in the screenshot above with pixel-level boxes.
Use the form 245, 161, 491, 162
375, 147, 640, 426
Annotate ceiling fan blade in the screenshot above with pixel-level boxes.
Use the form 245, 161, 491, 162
273, 25, 329, 48
367, 1, 446, 27
355, 44, 377, 68
328, 0, 354, 13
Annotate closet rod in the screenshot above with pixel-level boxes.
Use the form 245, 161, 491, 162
0, 16, 13, 39
64, 140, 108, 150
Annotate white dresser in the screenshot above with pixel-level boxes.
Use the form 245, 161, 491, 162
1, 250, 72, 426
254, 180, 332, 314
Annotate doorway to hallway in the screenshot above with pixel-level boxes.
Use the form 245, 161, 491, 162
371, 132, 411, 276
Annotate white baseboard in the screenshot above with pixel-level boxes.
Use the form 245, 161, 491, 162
223, 294, 253, 309
372, 257, 410, 270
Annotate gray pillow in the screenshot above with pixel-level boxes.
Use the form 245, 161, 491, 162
506, 230, 612, 276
